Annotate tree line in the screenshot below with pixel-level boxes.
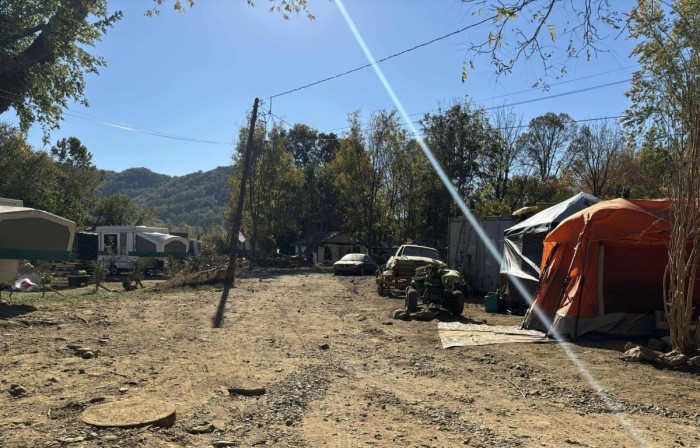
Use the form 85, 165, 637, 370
0, 97, 670, 257
229, 101, 669, 257
0, 122, 157, 227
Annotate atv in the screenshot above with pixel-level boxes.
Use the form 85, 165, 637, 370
404, 262, 468, 317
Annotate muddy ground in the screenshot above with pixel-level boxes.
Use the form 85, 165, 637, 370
1, 269, 698, 447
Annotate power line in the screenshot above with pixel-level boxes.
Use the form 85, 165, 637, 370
0, 88, 235, 146
62, 112, 234, 145
482, 79, 631, 111
473, 65, 638, 104
319, 78, 631, 134
267, 14, 497, 100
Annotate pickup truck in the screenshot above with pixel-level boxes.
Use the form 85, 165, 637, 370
375, 244, 445, 297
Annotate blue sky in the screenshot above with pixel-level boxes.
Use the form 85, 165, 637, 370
3, 1, 639, 176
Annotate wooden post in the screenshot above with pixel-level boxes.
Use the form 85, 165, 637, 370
214, 97, 259, 327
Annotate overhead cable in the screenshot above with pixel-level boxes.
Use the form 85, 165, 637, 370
267, 14, 497, 100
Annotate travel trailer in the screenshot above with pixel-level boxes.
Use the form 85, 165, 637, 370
95, 226, 188, 275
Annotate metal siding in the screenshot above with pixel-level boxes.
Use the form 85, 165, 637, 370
448, 216, 515, 295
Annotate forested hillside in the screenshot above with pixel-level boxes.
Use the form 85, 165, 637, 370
100, 166, 232, 228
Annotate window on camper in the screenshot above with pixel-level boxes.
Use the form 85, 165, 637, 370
103, 234, 117, 252
119, 232, 127, 255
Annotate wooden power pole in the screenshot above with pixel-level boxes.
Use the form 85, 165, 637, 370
214, 98, 259, 328
224, 97, 260, 286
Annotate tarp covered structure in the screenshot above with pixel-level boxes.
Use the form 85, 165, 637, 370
499, 192, 599, 309
522, 198, 700, 338
0, 206, 76, 282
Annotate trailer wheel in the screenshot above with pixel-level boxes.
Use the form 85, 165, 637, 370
109, 265, 119, 277
451, 290, 465, 317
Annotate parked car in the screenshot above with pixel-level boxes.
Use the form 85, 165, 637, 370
333, 253, 377, 275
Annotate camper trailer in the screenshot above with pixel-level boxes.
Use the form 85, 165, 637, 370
95, 226, 188, 275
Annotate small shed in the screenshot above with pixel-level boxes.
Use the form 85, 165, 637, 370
317, 231, 366, 263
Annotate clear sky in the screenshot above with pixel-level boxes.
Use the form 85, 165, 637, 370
3, 0, 639, 176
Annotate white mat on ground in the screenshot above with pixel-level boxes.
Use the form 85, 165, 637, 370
438, 322, 550, 348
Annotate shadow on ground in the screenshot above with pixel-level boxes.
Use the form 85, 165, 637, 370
0, 302, 37, 319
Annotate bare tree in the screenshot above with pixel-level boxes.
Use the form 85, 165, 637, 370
518, 112, 577, 182
567, 120, 625, 198
488, 108, 525, 199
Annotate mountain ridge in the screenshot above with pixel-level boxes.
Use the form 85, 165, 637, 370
99, 165, 233, 229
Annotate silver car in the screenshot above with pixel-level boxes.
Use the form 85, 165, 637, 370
333, 253, 377, 275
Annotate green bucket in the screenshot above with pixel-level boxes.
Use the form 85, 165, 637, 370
484, 292, 502, 313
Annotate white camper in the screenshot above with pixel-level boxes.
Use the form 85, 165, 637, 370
95, 226, 188, 275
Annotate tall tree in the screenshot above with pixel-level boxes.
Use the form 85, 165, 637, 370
92, 194, 137, 226
390, 138, 433, 243
0, 122, 60, 210
421, 102, 494, 245
518, 112, 576, 182
50, 136, 103, 225
329, 112, 390, 249
0, 1, 121, 136
248, 124, 304, 254
626, 127, 670, 198
283, 124, 341, 253
566, 120, 625, 198
230, 122, 304, 256
477, 108, 525, 215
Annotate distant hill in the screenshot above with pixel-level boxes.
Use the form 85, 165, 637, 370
100, 166, 233, 228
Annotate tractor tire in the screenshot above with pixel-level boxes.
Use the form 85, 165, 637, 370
405, 287, 418, 312
377, 280, 385, 297
451, 290, 465, 317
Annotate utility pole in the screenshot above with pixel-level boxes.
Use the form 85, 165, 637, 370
225, 97, 259, 286
214, 97, 259, 327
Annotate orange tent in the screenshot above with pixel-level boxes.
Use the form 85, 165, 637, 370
522, 198, 700, 338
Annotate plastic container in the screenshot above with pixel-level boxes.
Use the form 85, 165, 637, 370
484, 292, 502, 313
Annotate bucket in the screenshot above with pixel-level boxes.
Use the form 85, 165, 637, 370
484, 292, 502, 313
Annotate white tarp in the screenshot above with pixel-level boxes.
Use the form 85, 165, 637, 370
499, 192, 599, 309
438, 322, 550, 348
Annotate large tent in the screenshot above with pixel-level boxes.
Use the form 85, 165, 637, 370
499, 192, 599, 310
0, 206, 76, 283
522, 198, 700, 338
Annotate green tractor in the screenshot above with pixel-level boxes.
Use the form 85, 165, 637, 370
405, 262, 468, 317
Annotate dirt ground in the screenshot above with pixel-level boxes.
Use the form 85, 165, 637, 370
1, 269, 699, 448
